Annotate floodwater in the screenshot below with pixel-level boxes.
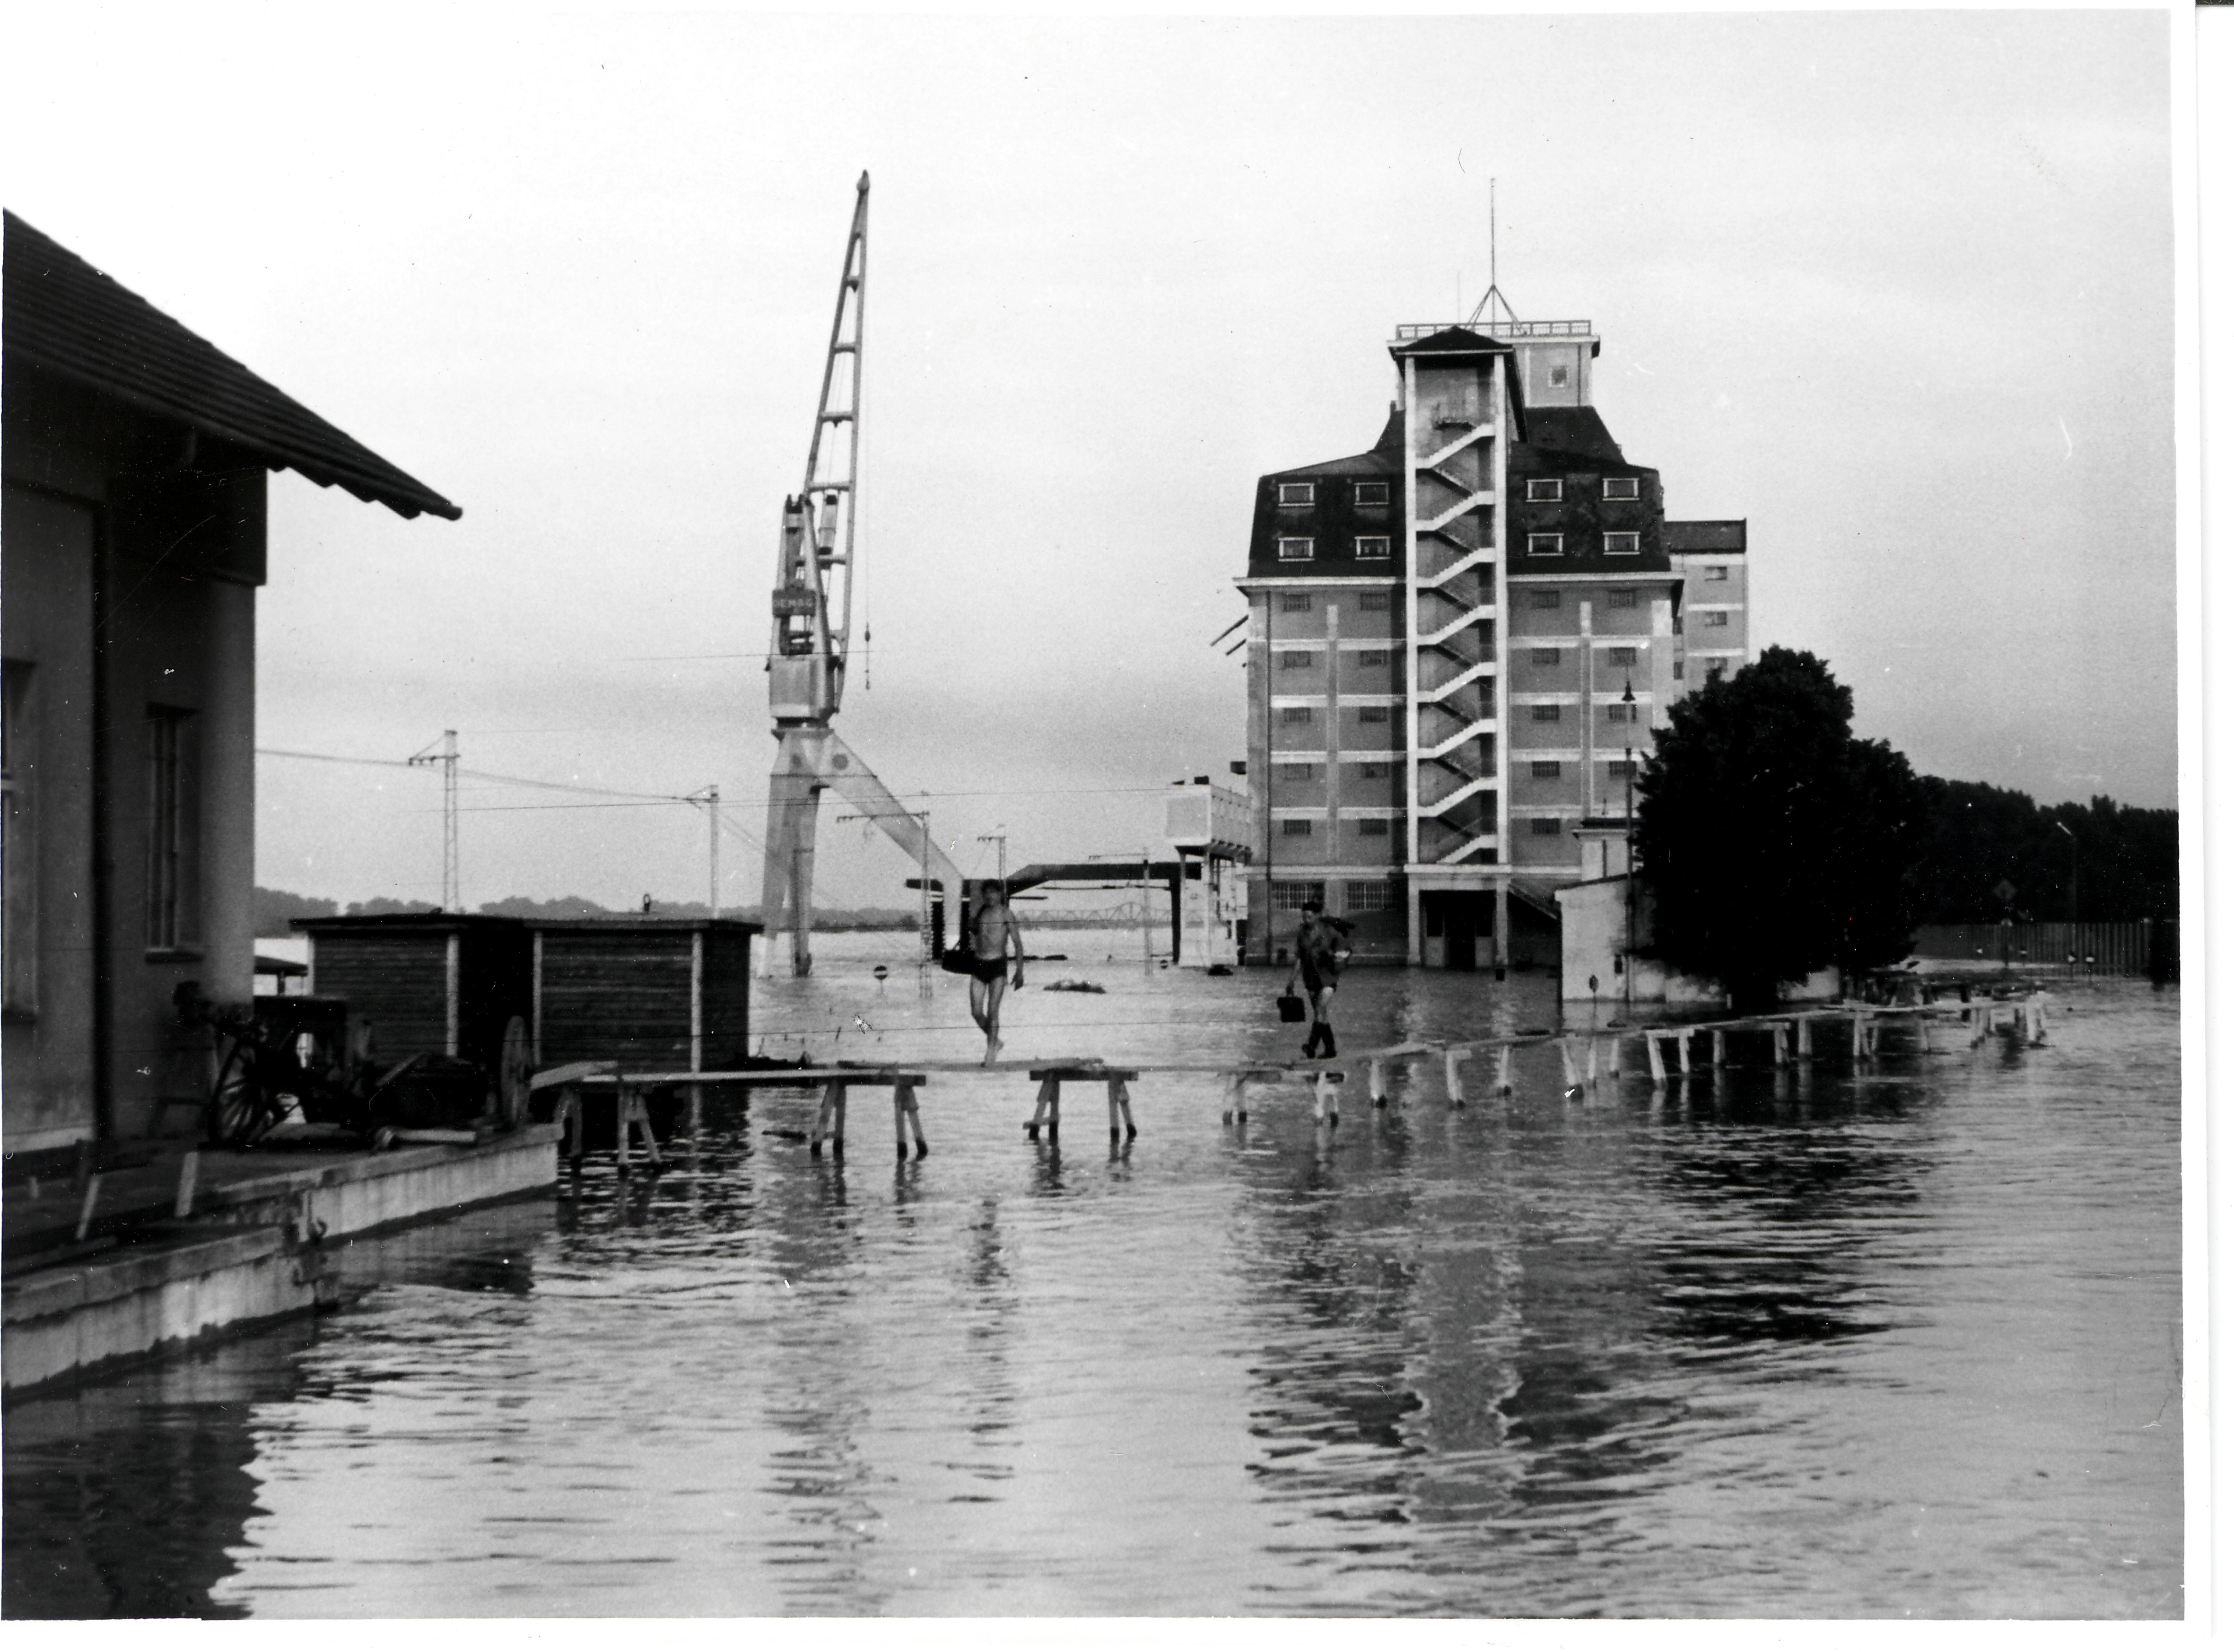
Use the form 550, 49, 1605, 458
4, 934, 2183, 1618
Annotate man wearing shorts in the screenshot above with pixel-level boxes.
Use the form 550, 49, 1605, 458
967, 882, 1026, 1065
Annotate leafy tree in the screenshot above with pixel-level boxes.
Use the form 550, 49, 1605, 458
1912, 778, 2176, 923
1636, 647, 1926, 1010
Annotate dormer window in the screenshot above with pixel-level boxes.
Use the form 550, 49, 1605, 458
1604, 531, 1641, 555
1525, 478, 1563, 503
1277, 482, 1316, 507
1277, 537, 1315, 562
1353, 481, 1389, 507
1603, 477, 1640, 501
1527, 533, 1562, 558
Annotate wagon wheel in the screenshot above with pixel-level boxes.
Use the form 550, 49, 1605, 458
209, 1037, 270, 1148
497, 1015, 531, 1128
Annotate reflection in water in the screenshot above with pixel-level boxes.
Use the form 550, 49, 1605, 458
1, 948, 2183, 1619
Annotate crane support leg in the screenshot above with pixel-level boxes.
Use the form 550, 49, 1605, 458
760, 725, 966, 978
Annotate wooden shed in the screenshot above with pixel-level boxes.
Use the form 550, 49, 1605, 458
530, 918, 761, 1070
294, 914, 533, 1073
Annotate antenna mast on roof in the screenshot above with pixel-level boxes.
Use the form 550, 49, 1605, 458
1465, 177, 1521, 332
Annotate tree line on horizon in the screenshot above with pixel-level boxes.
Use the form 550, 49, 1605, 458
1636, 646, 2178, 1010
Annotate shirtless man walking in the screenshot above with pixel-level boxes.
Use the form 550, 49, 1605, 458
967, 882, 1026, 1066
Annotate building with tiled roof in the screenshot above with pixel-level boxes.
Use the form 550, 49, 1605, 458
3, 211, 459, 1156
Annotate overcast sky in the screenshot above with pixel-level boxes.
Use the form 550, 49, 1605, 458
1, 9, 2179, 916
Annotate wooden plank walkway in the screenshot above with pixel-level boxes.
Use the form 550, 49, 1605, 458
526, 997, 2051, 1161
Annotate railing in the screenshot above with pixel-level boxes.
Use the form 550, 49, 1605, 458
1908, 921, 2175, 978
1391, 319, 1593, 341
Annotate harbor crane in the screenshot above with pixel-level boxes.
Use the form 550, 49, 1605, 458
760, 173, 964, 977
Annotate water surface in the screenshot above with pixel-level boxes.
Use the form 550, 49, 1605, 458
4, 940, 2182, 1617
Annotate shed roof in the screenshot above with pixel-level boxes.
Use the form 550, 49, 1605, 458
3, 210, 461, 521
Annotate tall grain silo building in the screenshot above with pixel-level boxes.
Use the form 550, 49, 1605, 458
1235, 316, 1748, 969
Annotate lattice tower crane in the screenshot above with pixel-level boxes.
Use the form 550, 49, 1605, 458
760, 173, 964, 977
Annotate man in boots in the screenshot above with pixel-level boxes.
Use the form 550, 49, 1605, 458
1286, 901, 1351, 1059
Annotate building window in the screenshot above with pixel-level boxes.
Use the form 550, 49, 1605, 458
1531, 760, 1562, 778
1607, 759, 1637, 778
2, 661, 34, 1014
1355, 761, 1391, 780
1708, 663, 1728, 683
145, 705, 199, 952
1606, 702, 1639, 724
1344, 880, 1394, 912
1530, 647, 1561, 666
1271, 880, 1325, 912
1604, 532, 1641, 555
1527, 533, 1562, 558
1528, 590, 1561, 610
1608, 588, 1639, 609
1356, 818, 1391, 838
1279, 706, 1315, 726
1280, 593, 1313, 614
1530, 816, 1562, 836
1525, 478, 1563, 503
1548, 364, 1571, 387
1354, 536, 1391, 560
1277, 482, 1315, 507
1704, 611, 1731, 628
1358, 591, 1391, 612
1706, 565, 1730, 582
1356, 648, 1390, 668
1277, 537, 1315, 562
1279, 650, 1315, 670
1353, 482, 1389, 507
1278, 762, 1320, 783
1603, 477, 1640, 501
1606, 646, 1638, 666
1530, 704, 1562, 723
1357, 706, 1390, 725
1280, 818, 1314, 838
1673, 661, 1685, 681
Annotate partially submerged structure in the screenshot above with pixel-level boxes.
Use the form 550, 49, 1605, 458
2, 211, 460, 1159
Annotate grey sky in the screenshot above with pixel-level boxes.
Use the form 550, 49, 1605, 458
1, 10, 2176, 914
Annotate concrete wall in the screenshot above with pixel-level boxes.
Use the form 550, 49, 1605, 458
2, 486, 101, 1152
2, 365, 264, 1150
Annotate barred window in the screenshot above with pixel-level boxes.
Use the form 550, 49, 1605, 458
1280, 593, 1313, 614
1531, 760, 1562, 778
1353, 481, 1390, 507
1608, 588, 1639, 609
1357, 648, 1390, 668
1531, 704, 1562, 723
1355, 760, 1391, 781
1279, 650, 1315, 669
1604, 532, 1641, 555
1356, 817, 1391, 838
1271, 879, 1324, 911
1344, 881, 1395, 912
1528, 590, 1561, 610
1530, 817, 1562, 836
1277, 537, 1315, 562
1277, 762, 1320, 783
1607, 646, 1638, 666
1280, 818, 1314, 838
1606, 702, 1639, 724
1531, 647, 1561, 666
1280, 706, 1315, 725
1357, 706, 1390, 725
1527, 533, 1562, 558
1354, 536, 1392, 560
1358, 591, 1391, 612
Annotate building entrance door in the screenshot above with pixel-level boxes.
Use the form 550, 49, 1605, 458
1421, 891, 1493, 970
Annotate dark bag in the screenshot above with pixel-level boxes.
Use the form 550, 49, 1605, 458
1276, 993, 1307, 1023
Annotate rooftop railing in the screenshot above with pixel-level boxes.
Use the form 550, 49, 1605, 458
1391, 319, 1594, 341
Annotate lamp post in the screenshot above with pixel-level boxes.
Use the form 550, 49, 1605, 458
1622, 678, 1636, 1007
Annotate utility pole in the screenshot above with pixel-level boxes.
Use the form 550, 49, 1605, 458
2054, 818, 2077, 975
687, 786, 720, 917
409, 730, 460, 911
